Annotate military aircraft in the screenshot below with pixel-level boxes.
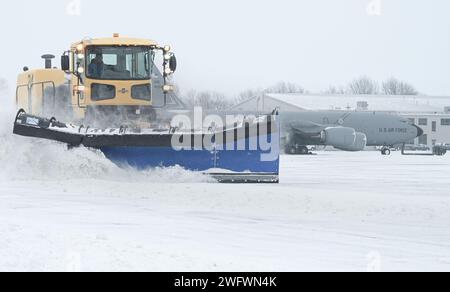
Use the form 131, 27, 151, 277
161, 94, 423, 156
281, 111, 423, 155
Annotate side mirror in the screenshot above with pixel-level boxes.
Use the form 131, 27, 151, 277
169, 54, 177, 72
61, 55, 70, 71
144, 53, 149, 71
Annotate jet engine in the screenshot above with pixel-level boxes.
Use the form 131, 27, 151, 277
320, 127, 356, 148
320, 127, 367, 151
334, 132, 367, 152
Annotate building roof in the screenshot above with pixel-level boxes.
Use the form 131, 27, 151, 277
266, 94, 450, 113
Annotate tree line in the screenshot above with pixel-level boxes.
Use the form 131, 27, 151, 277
179, 77, 420, 110
344, 76, 419, 95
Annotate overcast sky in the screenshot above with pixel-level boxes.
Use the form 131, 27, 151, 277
0, 0, 449, 96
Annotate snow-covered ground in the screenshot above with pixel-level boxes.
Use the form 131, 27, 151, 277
1, 108, 450, 272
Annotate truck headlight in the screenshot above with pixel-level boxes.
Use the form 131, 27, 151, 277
164, 68, 173, 75
162, 85, 174, 93
74, 85, 85, 92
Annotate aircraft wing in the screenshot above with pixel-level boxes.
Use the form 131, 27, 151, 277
288, 120, 327, 136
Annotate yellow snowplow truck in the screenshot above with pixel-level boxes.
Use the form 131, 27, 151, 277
16, 34, 177, 127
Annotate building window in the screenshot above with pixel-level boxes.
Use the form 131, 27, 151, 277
418, 134, 428, 145
441, 119, 450, 126
418, 118, 428, 126
432, 121, 437, 132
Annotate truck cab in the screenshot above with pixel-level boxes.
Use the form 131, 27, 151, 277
16, 34, 177, 127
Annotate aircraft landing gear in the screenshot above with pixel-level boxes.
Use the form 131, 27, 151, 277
433, 146, 447, 156
381, 146, 391, 156
299, 146, 309, 155
285, 145, 310, 155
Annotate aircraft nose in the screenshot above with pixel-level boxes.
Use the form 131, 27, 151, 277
414, 125, 424, 137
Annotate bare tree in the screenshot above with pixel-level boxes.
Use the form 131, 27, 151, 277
181, 89, 233, 111
382, 77, 418, 95
264, 81, 305, 94
235, 88, 264, 105
181, 89, 198, 109
348, 76, 379, 95
323, 85, 346, 95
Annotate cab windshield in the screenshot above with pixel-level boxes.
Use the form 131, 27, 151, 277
86, 46, 154, 80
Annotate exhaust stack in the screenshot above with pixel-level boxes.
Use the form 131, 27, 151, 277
41, 54, 55, 69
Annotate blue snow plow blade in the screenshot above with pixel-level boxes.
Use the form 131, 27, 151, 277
13, 109, 280, 183
101, 132, 279, 181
